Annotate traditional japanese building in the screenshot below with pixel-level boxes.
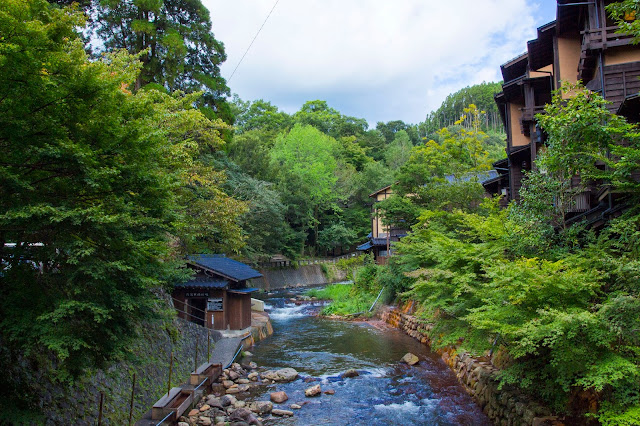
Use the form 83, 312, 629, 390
172, 255, 262, 331
357, 185, 408, 264
485, 0, 640, 226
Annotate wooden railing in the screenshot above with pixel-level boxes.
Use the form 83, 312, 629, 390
582, 25, 633, 50
256, 253, 359, 269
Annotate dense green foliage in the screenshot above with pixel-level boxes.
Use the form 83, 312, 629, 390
0, 1, 244, 419
358, 85, 640, 424
222, 97, 505, 260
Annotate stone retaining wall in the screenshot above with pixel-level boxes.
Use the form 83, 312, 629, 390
380, 305, 560, 426
252, 264, 339, 290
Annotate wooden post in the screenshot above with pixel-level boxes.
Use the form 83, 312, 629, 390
168, 350, 173, 396
194, 338, 198, 372
128, 373, 136, 426
98, 391, 104, 426
207, 333, 211, 361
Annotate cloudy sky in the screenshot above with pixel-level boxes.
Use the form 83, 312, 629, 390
202, 1, 557, 126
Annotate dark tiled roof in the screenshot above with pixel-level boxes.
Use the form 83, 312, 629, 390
175, 279, 228, 289
188, 254, 262, 282
357, 241, 373, 251
227, 288, 259, 294
371, 237, 388, 246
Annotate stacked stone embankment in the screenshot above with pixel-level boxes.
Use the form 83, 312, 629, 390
380, 305, 560, 426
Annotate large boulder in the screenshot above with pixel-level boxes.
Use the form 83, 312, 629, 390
270, 391, 289, 403
401, 353, 420, 365
261, 368, 299, 382
305, 384, 322, 397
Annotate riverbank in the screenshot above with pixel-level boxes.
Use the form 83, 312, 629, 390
289, 285, 561, 426
380, 303, 562, 426
242, 292, 491, 425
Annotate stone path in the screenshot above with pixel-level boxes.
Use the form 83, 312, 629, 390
209, 336, 244, 368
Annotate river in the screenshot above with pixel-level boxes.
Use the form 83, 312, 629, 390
247, 290, 492, 425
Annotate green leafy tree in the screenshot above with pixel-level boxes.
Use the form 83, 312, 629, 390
270, 124, 339, 252
293, 100, 368, 138
384, 130, 413, 170
91, 0, 231, 121
376, 120, 421, 145
215, 157, 295, 260
226, 128, 278, 181
0, 1, 243, 407
231, 97, 292, 134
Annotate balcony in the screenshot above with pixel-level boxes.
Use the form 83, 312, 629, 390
581, 26, 634, 51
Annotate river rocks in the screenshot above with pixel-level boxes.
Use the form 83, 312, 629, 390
228, 370, 240, 381
381, 304, 557, 426
178, 422, 189, 426
341, 369, 359, 378
205, 396, 224, 410
229, 407, 253, 421
198, 416, 212, 425
226, 388, 241, 394
200, 404, 211, 412
272, 409, 294, 417
290, 404, 302, 409
324, 389, 335, 395
220, 395, 238, 407
305, 384, 322, 397
270, 391, 288, 403
248, 372, 259, 381
237, 378, 250, 384
261, 367, 299, 382
248, 401, 273, 415
188, 408, 200, 417
401, 352, 420, 365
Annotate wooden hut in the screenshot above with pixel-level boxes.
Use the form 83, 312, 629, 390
172, 255, 262, 331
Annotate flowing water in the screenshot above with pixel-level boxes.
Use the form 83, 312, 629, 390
247, 290, 492, 425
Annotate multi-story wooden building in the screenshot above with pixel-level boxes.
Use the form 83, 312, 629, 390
485, 0, 640, 226
357, 185, 408, 264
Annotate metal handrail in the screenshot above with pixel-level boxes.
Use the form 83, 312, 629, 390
225, 344, 244, 369
155, 411, 173, 426
193, 377, 208, 392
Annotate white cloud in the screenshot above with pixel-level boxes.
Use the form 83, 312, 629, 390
203, 0, 551, 125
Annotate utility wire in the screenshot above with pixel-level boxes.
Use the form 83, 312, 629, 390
227, 0, 281, 82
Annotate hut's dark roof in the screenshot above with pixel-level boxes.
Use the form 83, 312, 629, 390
187, 254, 262, 282
356, 241, 373, 251
175, 278, 228, 289
227, 288, 260, 294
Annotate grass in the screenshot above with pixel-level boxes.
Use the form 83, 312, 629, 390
306, 284, 377, 316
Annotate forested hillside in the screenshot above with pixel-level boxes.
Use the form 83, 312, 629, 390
221, 96, 505, 260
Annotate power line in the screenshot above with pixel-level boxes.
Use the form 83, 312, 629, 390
227, 0, 281, 82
